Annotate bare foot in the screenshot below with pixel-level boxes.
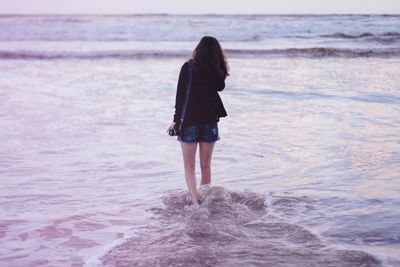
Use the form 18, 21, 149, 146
199, 183, 211, 190
198, 183, 211, 204
192, 201, 199, 208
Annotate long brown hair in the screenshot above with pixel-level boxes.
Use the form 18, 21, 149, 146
191, 36, 229, 80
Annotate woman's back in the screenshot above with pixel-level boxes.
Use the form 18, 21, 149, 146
173, 60, 225, 128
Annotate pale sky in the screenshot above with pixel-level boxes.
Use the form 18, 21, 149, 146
0, 0, 399, 14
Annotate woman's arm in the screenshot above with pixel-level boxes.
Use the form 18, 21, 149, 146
211, 70, 225, 92
173, 62, 189, 123
216, 77, 225, 91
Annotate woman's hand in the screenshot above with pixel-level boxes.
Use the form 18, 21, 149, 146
166, 122, 176, 133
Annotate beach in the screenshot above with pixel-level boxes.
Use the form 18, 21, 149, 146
0, 14, 400, 266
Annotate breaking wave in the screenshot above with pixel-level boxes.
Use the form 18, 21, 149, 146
320, 32, 400, 43
85, 186, 383, 267
1, 47, 400, 60
228, 47, 400, 58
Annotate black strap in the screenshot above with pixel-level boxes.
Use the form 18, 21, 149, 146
179, 59, 194, 131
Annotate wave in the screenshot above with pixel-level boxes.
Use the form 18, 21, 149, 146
321, 31, 400, 39
86, 186, 383, 267
0, 50, 189, 60
321, 32, 400, 43
1, 47, 400, 60
228, 47, 400, 58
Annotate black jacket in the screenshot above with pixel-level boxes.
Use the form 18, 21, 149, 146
173, 60, 227, 128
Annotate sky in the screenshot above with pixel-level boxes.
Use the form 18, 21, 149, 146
0, 0, 399, 14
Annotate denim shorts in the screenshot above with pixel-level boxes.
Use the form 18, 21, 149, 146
177, 121, 220, 143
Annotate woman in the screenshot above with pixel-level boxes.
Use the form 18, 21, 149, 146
166, 36, 229, 207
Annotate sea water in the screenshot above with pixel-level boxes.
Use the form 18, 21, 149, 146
0, 15, 399, 266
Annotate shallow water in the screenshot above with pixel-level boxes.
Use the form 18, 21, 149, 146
1, 57, 399, 266
1, 14, 400, 267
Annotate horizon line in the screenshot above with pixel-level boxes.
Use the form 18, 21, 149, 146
0, 13, 399, 16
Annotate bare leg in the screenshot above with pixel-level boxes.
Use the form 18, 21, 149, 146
199, 141, 215, 187
180, 141, 199, 206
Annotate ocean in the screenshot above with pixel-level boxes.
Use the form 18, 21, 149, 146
0, 14, 399, 266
